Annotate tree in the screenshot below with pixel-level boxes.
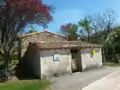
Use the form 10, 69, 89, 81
88, 9, 116, 44
86, 10, 116, 63
60, 23, 78, 41
104, 26, 120, 63
0, 0, 53, 78
78, 17, 92, 42
27, 26, 37, 33
102, 10, 116, 40
27, 29, 37, 33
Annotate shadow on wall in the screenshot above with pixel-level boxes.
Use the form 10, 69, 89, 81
15, 44, 40, 80
15, 62, 39, 80
15, 60, 39, 80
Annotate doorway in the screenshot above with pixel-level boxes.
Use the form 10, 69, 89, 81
71, 48, 82, 72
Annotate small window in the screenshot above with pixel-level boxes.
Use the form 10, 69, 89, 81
53, 52, 60, 61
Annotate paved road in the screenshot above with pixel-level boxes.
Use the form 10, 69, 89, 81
83, 69, 120, 90
50, 67, 120, 90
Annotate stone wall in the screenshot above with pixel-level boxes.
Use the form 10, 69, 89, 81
21, 32, 67, 56
40, 49, 72, 78
81, 48, 102, 71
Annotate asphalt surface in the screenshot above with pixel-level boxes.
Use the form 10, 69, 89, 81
50, 67, 120, 90
83, 69, 120, 90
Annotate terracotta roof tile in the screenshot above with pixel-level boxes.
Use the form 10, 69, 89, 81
30, 41, 102, 49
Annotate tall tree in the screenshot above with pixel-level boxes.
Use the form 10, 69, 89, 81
87, 10, 116, 63
78, 17, 92, 42
102, 10, 116, 39
88, 9, 116, 43
104, 26, 120, 63
60, 23, 78, 41
0, 0, 53, 76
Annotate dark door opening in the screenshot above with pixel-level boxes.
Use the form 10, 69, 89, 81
71, 49, 82, 72
71, 49, 78, 59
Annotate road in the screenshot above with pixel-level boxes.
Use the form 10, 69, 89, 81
50, 67, 120, 90
83, 69, 120, 90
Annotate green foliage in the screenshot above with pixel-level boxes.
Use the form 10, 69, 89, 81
0, 80, 50, 90
78, 17, 92, 42
27, 29, 37, 33
103, 27, 120, 63
81, 25, 120, 63
106, 62, 120, 67
78, 17, 91, 33
67, 24, 78, 40
59, 10, 120, 64
27, 26, 37, 33
0, 54, 18, 69
11, 54, 18, 60
60, 23, 78, 40
0, 0, 53, 73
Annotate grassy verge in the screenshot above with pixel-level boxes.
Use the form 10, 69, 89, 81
0, 79, 50, 90
105, 62, 120, 67
0, 54, 50, 90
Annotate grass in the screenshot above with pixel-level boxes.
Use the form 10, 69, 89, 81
0, 79, 50, 90
105, 62, 120, 67
0, 54, 50, 90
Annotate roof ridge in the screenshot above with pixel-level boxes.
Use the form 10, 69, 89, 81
18, 30, 67, 39
18, 30, 46, 37
34, 41, 81, 43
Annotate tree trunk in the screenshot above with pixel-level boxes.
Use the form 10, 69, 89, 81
102, 47, 106, 66
3, 45, 11, 80
18, 38, 22, 62
88, 34, 90, 42
4, 50, 11, 69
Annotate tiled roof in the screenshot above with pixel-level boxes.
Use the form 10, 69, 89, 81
18, 30, 67, 39
30, 41, 102, 49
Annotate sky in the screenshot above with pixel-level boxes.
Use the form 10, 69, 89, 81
26, 0, 120, 33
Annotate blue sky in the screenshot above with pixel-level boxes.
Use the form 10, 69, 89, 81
26, 0, 120, 33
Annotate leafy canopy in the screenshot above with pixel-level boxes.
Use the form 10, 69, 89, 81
60, 23, 78, 41
0, 0, 52, 49
78, 17, 92, 34
0, 0, 53, 65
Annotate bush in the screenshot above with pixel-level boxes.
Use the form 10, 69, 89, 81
11, 54, 18, 60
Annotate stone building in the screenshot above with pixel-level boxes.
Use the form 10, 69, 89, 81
17, 30, 103, 79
